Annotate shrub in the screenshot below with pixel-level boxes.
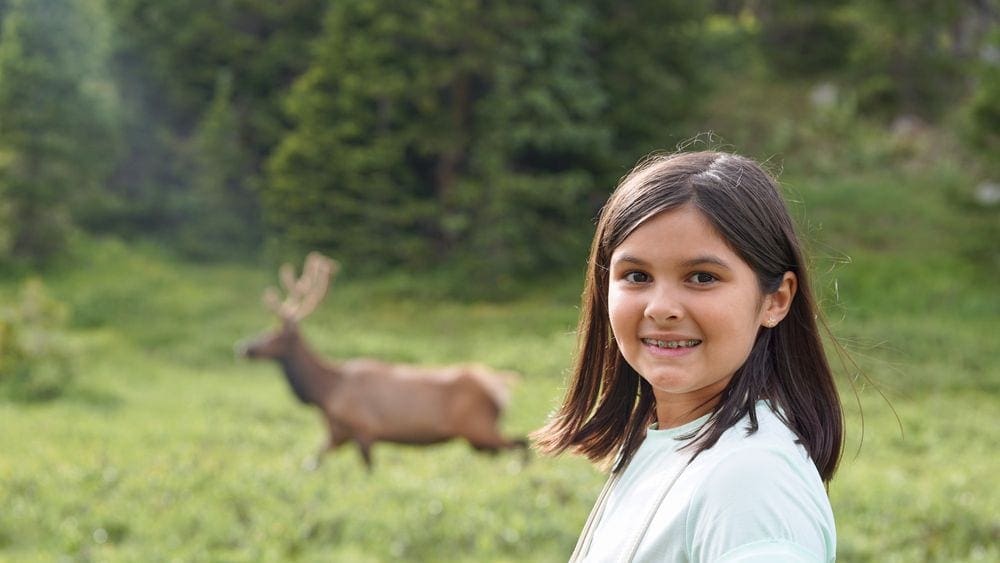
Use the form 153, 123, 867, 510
0, 279, 75, 400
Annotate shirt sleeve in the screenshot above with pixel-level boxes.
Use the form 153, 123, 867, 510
685, 446, 835, 563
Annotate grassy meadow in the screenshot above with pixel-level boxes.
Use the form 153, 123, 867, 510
1, 158, 998, 562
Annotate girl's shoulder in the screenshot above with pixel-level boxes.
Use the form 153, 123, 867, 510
693, 440, 819, 502
683, 405, 836, 561
712, 400, 806, 457
684, 402, 830, 532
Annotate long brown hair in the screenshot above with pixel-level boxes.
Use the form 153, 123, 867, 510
532, 151, 843, 482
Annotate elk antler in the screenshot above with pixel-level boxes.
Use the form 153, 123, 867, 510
262, 252, 340, 321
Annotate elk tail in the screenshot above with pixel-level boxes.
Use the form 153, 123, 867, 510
469, 365, 521, 411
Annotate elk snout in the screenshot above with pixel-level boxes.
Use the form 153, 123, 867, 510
235, 329, 286, 360
234, 337, 265, 359
234, 339, 252, 359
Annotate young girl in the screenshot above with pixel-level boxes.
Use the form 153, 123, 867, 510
534, 151, 843, 562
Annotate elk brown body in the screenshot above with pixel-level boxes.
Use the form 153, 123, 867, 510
237, 252, 528, 470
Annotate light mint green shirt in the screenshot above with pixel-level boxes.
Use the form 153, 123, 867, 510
578, 401, 835, 562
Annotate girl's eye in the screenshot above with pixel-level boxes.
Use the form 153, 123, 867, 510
624, 271, 650, 283
689, 272, 717, 284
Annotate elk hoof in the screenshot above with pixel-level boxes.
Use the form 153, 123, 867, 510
301, 456, 321, 472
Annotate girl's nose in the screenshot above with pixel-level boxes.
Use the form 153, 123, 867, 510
644, 287, 684, 324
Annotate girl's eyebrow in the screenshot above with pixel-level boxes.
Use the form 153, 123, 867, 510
611, 254, 649, 267
611, 253, 733, 271
680, 255, 732, 271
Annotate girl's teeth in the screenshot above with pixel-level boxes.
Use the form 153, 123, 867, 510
645, 339, 700, 349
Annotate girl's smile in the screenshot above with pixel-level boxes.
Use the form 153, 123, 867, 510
608, 204, 789, 428
641, 336, 701, 357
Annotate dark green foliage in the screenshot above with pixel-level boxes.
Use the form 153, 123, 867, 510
105, 0, 710, 279
107, 0, 326, 129
749, 1, 994, 121
586, 0, 710, 167
0, 0, 118, 264
101, 0, 327, 249
446, 1, 612, 285
179, 71, 261, 260
0, 0, 992, 293
265, 1, 444, 268
845, 0, 986, 120
266, 0, 612, 287
757, 1, 856, 76
963, 29, 1000, 169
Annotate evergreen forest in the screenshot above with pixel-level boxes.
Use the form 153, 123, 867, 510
0, 0, 994, 287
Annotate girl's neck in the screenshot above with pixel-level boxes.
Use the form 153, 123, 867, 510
654, 397, 719, 429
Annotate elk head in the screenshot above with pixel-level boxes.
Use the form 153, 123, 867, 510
237, 252, 339, 360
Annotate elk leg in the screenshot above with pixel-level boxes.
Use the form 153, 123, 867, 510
511, 437, 531, 464
304, 418, 350, 471
354, 437, 374, 472
475, 437, 529, 455
465, 422, 531, 464
495, 437, 531, 467
465, 424, 518, 453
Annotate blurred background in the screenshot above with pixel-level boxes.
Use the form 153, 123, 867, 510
0, 0, 997, 561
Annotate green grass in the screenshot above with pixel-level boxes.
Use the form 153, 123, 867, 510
1, 239, 595, 562
1, 155, 998, 561
836, 392, 998, 562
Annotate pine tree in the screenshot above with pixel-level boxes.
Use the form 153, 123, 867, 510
179, 70, 260, 260
0, 0, 118, 262
104, 0, 327, 245
266, 0, 611, 288
266, 1, 443, 269
586, 0, 710, 169
453, 0, 610, 284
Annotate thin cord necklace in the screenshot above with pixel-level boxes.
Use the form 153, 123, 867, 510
570, 451, 692, 562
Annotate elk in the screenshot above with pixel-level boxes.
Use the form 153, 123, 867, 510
236, 252, 528, 470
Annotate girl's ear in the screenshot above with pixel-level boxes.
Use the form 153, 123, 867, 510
762, 272, 797, 328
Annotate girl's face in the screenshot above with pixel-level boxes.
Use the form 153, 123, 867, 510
607, 204, 791, 428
